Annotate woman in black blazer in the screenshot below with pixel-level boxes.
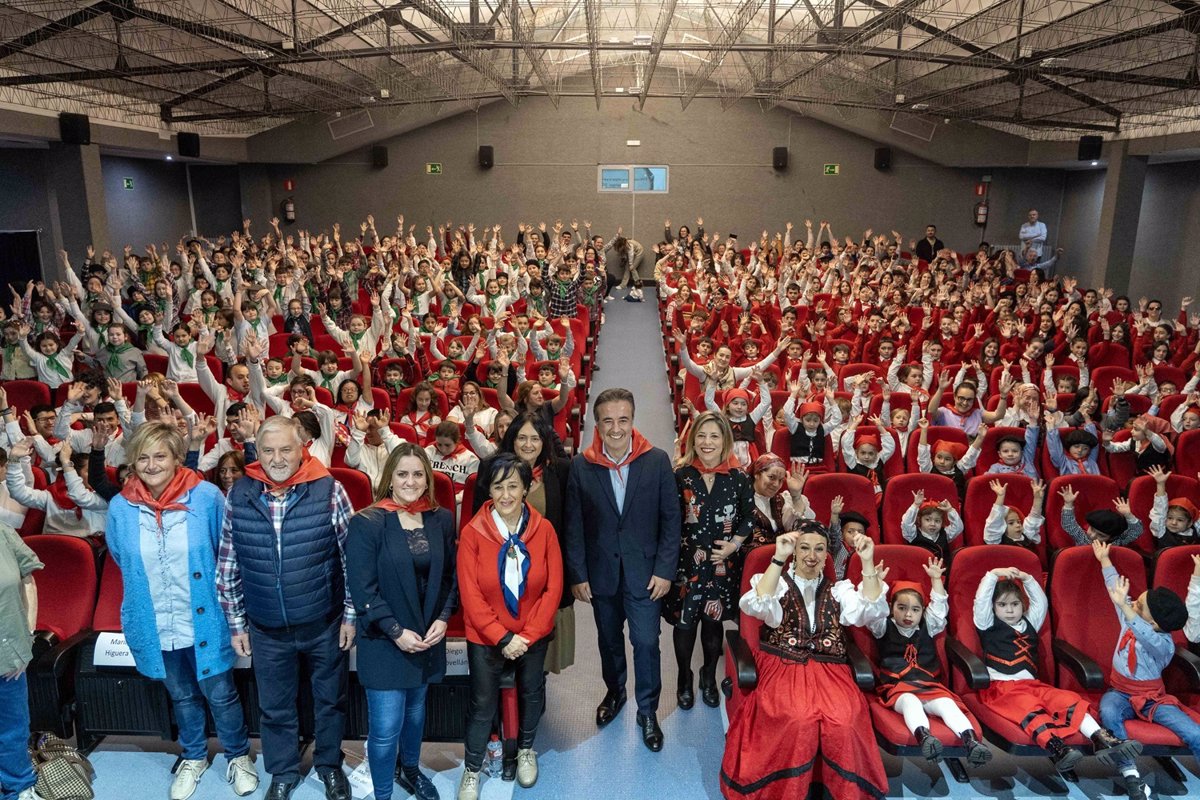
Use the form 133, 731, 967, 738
473, 410, 574, 672
347, 442, 457, 800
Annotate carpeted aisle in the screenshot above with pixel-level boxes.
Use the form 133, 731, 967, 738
85, 289, 1200, 799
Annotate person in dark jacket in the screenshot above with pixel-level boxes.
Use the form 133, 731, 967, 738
474, 411, 573, 672
563, 388, 682, 752
347, 442, 457, 800
216, 415, 356, 800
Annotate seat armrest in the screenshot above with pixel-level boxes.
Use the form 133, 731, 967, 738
1052, 638, 1106, 690
1167, 645, 1200, 690
845, 639, 875, 691
946, 639, 991, 690
33, 630, 93, 678
725, 630, 758, 691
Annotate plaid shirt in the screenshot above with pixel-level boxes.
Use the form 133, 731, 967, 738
546, 273, 583, 318
216, 478, 357, 636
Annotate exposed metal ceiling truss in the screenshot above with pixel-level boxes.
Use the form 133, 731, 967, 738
0, 0, 1197, 139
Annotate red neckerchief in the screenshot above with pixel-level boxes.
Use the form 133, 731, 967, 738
226, 385, 245, 403
1118, 628, 1138, 674
690, 455, 740, 475
531, 464, 544, 483
1107, 671, 1200, 724
120, 469, 203, 526
440, 441, 469, 459
47, 479, 83, 519
581, 428, 653, 487
243, 448, 331, 492
374, 497, 435, 514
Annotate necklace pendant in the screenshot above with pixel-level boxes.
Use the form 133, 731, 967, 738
507, 545, 518, 559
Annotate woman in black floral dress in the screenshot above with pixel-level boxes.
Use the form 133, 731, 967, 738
666, 411, 754, 710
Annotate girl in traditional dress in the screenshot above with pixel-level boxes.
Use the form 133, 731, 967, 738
867, 556, 991, 765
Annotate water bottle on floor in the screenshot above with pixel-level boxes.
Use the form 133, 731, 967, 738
484, 734, 503, 776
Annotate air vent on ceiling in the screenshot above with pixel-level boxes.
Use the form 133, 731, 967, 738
327, 109, 374, 141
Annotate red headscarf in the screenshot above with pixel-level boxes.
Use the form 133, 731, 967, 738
889, 580, 927, 604
723, 388, 752, 409
1168, 497, 1199, 522
244, 448, 332, 492
932, 440, 968, 461
121, 468, 204, 526
797, 402, 824, 419
853, 430, 882, 450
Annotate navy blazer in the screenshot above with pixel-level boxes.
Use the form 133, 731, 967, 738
346, 507, 457, 691
563, 446, 681, 598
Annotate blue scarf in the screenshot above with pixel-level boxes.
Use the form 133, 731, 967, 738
493, 506, 531, 618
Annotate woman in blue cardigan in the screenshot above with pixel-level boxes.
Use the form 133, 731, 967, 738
105, 422, 259, 800
346, 442, 457, 800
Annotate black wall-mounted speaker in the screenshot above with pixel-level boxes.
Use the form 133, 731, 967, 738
874, 147, 892, 171
1078, 135, 1103, 161
478, 145, 494, 169
371, 145, 388, 168
59, 112, 91, 145
178, 132, 200, 159
772, 146, 788, 170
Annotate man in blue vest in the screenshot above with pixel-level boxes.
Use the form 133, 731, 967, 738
564, 387, 681, 751
217, 415, 356, 800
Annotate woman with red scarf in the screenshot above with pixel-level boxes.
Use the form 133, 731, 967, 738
665, 411, 754, 710
104, 422, 258, 800
346, 443, 457, 800
456, 453, 562, 800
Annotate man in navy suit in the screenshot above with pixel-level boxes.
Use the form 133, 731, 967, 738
564, 387, 681, 751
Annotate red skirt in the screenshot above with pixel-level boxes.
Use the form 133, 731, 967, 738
721, 651, 887, 800
978, 678, 1089, 748
878, 676, 966, 712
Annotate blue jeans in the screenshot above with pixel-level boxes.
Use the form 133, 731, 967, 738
365, 686, 428, 800
1100, 688, 1200, 767
0, 672, 35, 799
160, 648, 250, 761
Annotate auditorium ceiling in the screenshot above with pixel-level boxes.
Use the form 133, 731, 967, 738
0, 0, 1196, 140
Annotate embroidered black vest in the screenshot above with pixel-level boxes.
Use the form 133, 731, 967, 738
760, 574, 847, 664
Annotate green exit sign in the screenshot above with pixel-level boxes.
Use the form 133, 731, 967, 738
425, 163, 442, 175
823, 164, 840, 176
122, 177, 134, 190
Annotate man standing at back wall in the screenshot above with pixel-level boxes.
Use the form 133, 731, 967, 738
217, 415, 356, 800
564, 388, 681, 752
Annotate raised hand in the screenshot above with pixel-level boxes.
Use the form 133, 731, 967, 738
923, 557, 945, 581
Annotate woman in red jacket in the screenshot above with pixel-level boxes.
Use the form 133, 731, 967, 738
456, 452, 563, 800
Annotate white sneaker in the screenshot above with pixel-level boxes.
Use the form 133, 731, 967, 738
516, 748, 538, 788
457, 769, 481, 800
17, 788, 47, 800
170, 758, 209, 800
225, 754, 258, 796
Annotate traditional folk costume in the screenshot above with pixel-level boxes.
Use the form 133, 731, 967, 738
721, 541, 889, 799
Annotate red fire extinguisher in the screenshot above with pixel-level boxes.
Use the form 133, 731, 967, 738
283, 197, 295, 223
974, 200, 988, 227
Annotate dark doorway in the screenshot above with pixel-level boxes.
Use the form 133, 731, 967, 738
0, 230, 44, 289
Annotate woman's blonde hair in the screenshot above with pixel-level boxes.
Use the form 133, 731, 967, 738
675, 410, 733, 468
125, 420, 186, 465
371, 441, 439, 508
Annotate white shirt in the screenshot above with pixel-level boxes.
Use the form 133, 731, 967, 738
740, 567, 889, 632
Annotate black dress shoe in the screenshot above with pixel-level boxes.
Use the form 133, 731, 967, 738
677, 672, 695, 710
265, 779, 300, 800
319, 769, 350, 800
396, 769, 439, 800
636, 713, 664, 752
596, 689, 627, 726
699, 678, 720, 708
